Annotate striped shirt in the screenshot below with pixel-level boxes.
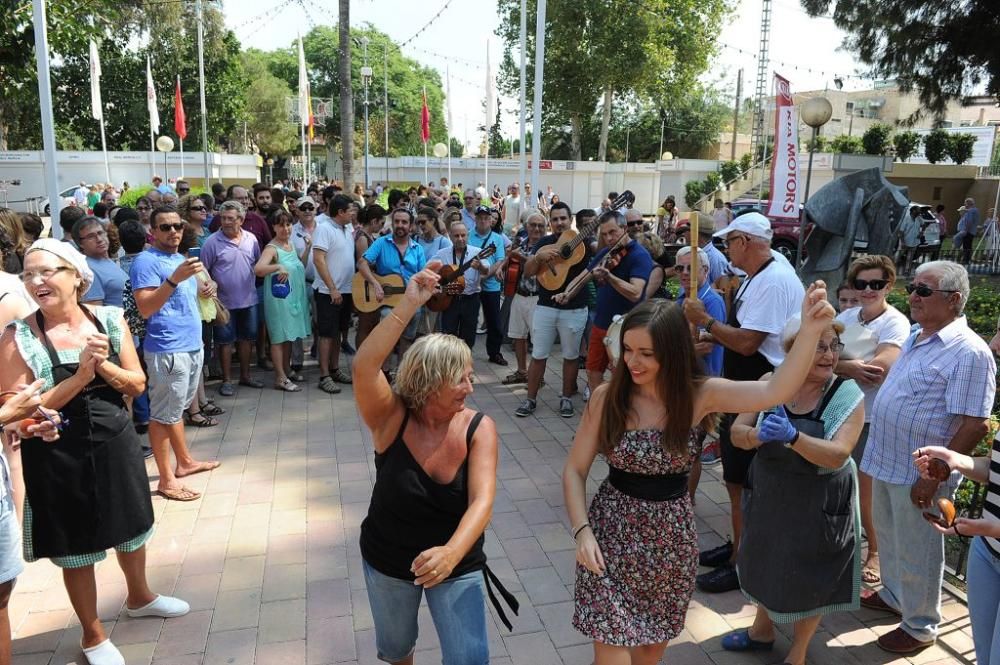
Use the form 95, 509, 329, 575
984, 438, 1000, 558
862, 316, 996, 486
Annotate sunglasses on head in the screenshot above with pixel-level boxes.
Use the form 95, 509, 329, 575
852, 278, 888, 291
906, 283, 958, 297
156, 223, 186, 232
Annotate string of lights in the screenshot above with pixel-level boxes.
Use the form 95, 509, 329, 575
399, 0, 455, 46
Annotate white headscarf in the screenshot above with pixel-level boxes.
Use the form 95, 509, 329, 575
26, 238, 94, 291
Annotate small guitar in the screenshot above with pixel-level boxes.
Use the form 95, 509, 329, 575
426, 243, 497, 312
351, 272, 406, 313
537, 190, 635, 291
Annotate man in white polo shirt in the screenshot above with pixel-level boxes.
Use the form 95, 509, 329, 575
312, 194, 356, 394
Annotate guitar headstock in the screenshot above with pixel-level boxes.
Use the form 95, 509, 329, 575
480, 243, 497, 261
610, 190, 636, 211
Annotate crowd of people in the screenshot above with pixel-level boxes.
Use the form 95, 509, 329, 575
0, 173, 995, 665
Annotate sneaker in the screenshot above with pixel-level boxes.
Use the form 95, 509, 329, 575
583, 385, 591, 402
696, 564, 740, 593
700, 439, 722, 465
559, 397, 574, 418
515, 398, 536, 417
489, 355, 509, 367
699, 540, 733, 568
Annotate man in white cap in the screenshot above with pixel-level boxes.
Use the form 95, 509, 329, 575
682, 211, 804, 593
290, 195, 319, 373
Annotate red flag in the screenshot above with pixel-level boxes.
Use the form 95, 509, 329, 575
174, 75, 187, 141
420, 88, 430, 144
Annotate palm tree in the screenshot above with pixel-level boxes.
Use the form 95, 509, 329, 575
338, 0, 354, 187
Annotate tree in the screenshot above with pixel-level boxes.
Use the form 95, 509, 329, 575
946, 133, 977, 165
799, 0, 999, 119
861, 123, 892, 155
684, 180, 703, 209
892, 130, 922, 162
806, 135, 830, 152
338, 0, 354, 186
923, 129, 950, 164
830, 135, 863, 154
240, 52, 299, 156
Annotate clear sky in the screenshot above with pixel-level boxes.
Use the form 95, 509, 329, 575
225, 0, 866, 154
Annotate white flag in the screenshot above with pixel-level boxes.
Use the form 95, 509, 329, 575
89, 40, 103, 121
146, 56, 159, 135
298, 36, 309, 128
485, 44, 496, 131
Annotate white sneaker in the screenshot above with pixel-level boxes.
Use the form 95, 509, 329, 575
82, 639, 124, 665
126, 594, 190, 618
583, 385, 591, 402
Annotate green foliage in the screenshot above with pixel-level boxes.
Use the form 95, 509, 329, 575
861, 123, 893, 155
739, 152, 753, 174
923, 129, 950, 164
806, 135, 829, 152
118, 186, 154, 208
797, 0, 998, 121
946, 133, 977, 165
240, 51, 299, 156
887, 280, 1000, 338
719, 160, 742, 186
892, 131, 923, 162
703, 171, 722, 195
684, 180, 703, 209
830, 134, 864, 154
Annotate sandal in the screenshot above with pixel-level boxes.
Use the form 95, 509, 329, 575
318, 375, 341, 394
184, 412, 219, 427
288, 371, 305, 382
502, 370, 528, 385
332, 369, 353, 384
275, 378, 302, 392
156, 486, 201, 502
199, 402, 225, 416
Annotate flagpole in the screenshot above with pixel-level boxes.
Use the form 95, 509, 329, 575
99, 118, 111, 184
530, 0, 546, 200
484, 44, 491, 197
422, 85, 429, 185
33, 0, 62, 231
518, 0, 527, 194
383, 46, 390, 184
90, 41, 111, 186
446, 66, 452, 187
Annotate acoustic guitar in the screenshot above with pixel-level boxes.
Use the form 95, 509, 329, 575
536, 190, 635, 291
351, 272, 406, 313
426, 243, 497, 312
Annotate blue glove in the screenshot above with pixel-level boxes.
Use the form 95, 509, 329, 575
757, 405, 798, 444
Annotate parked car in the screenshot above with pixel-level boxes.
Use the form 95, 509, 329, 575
728, 198, 803, 263
40, 187, 82, 217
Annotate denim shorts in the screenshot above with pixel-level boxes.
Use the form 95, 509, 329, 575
530, 305, 588, 361
145, 349, 204, 424
0, 491, 22, 585
214, 305, 258, 344
362, 559, 488, 665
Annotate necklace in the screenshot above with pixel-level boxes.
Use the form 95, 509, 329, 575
859, 304, 888, 325
787, 376, 833, 411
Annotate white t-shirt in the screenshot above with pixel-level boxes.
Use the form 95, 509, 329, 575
475, 185, 488, 201
291, 221, 318, 282
311, 220, 355, 294
836, 305, 911, 422
733, 260, 805, 367
504, 195, 522, 228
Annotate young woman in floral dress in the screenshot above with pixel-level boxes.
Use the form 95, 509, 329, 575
563, 283, 836, 664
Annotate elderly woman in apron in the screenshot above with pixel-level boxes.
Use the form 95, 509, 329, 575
0, 240, 189, 665
723, 316, 864, 665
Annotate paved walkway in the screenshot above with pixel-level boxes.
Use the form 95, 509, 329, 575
9, 348, 977, 664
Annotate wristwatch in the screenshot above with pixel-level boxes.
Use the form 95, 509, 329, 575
784, 431, 801, 448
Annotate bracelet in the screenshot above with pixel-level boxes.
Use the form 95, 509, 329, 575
165, 278, 178, 289
704, 318, 716, 333
389, 312, 407, 326
573, 523, 591, 539
787, 431, 801, 447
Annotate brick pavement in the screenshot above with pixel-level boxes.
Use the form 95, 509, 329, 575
8, 351, 977, 664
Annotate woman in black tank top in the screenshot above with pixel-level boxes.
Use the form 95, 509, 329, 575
353, 260, 516, 664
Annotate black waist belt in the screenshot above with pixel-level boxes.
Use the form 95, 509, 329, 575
608, 466, 689, 501
516, 289, 537, 297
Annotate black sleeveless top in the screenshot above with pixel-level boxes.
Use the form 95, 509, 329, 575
359, 409, 519, 628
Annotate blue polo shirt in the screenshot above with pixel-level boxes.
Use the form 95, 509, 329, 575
362, 234, 426, 281
677, 282, 726, 376
588, 240, 653, 329
129, 248, 202, 353
467, 227, 506, 292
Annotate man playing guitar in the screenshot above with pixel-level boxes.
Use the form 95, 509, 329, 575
553, 210, 653, 397
502, 213, 547, 386
514, 202, 593, 419
432, 221, 491, 348
357, 208, 427, 367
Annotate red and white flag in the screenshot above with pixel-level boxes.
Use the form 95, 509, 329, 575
420, 87, 431, 144
766, 73, 800, 220
174, 76, 187, 141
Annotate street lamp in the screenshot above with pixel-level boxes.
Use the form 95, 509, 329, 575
360, 36, 372, 188
798, 96, 833, 270
155, 136, 174, 180
266, 158, 274, 185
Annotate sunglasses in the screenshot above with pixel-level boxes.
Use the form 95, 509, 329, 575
298, 205, 315, 212
852, 278, 888, 291
177, 188, 191, 194
906, 283, 958, 297
156, 223, 186, 232
626, 221, 643, 228
189, 206, 207, 212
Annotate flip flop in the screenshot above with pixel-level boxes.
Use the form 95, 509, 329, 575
175, 461, 221, 478
156, 486, 200, 502
721, 629, 774, 652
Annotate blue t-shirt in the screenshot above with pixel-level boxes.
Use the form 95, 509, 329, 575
362, 235, 427, 281
416, 234, 452, 263
589, 240, 654, 329
677, 282, 726, 377
467, 228, 506, 292
83, 256, 128, 307
129, 248, 202, 353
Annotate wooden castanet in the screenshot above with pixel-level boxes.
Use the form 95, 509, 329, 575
923, 497, 957, 528
351, 272, 406, 313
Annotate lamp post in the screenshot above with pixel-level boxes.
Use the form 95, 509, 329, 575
156, 136, 175, 180
798, 96, 833, 270
360, 36, 372, 188
266, 158, 274, 185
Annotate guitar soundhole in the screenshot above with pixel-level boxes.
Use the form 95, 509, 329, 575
560, 244, 573, 259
